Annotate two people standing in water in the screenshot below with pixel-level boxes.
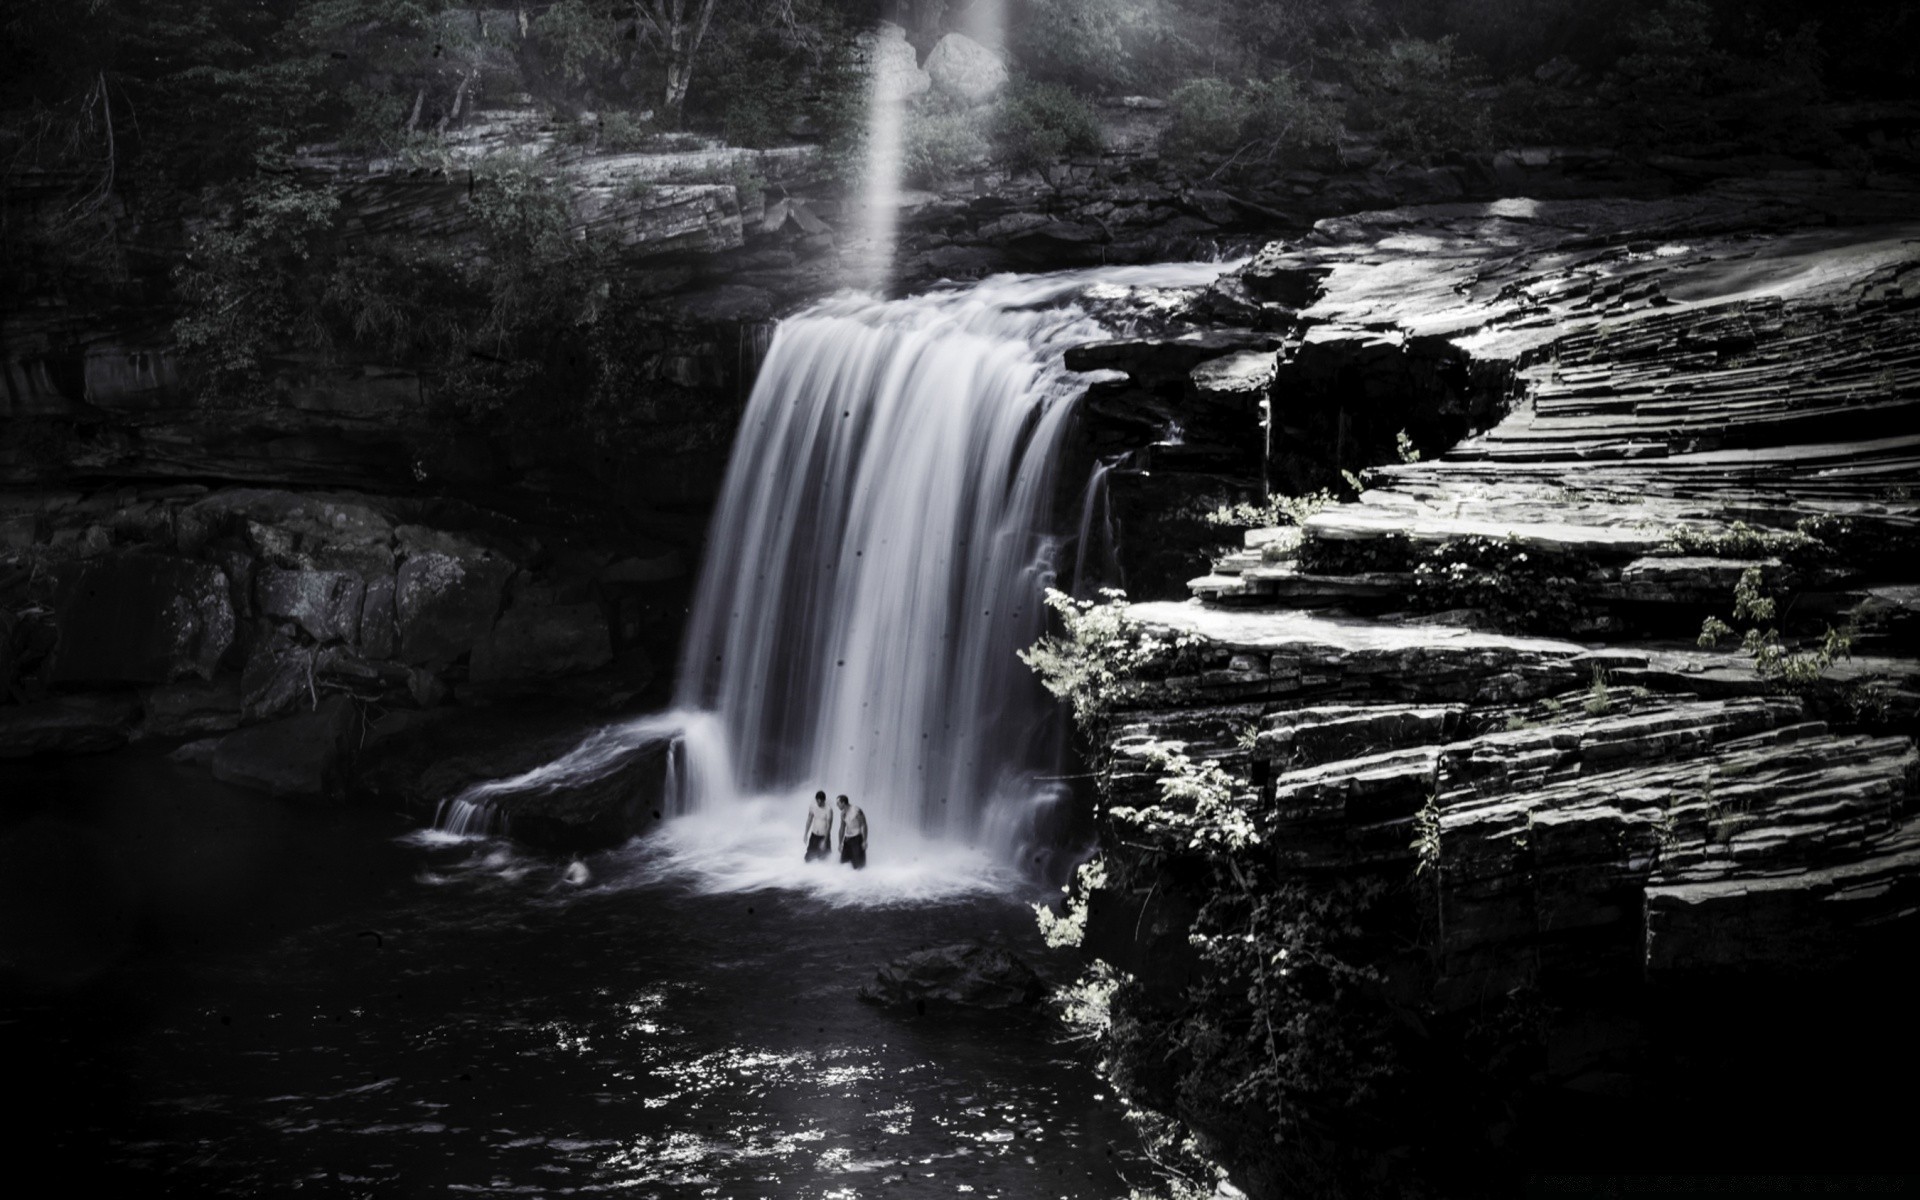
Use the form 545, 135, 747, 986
802, 790, 868, 869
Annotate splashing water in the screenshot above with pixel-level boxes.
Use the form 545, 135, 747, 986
440, 261, 1236, 901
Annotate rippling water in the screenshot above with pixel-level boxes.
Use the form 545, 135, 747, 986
1, 753, 1147, 1198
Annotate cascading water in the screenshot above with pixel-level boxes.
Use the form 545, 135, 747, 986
439, 261, 1235, 897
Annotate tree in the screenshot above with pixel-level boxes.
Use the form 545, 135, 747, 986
635, 0, 722, 122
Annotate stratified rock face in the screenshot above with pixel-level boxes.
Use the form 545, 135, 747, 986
926, 33, 1007, 105
470, 603, 613, 682
858, 943, 1047, 1011
1074, 198, 1920, 1195
394, 526, 516, 667
46, 555, 234, 684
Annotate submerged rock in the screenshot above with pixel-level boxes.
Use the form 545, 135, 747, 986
0, 693, 141, 758
859, 942, 1047, 1011
211, 695, 360, 798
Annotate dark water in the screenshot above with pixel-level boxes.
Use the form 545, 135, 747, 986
0, 751, 1145, 1199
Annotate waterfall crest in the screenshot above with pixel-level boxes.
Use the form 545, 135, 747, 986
438, 261, 1233, 891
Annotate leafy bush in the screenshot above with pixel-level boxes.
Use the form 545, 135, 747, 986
1168, 72, 1341, 162
1411, 535, 1586, 633
1336, 36, 1492, 161
994, 82, 1105, 168
1018, 588, 1196, 731
1697, 564, 1855, 688
1205, 487, 1337, 530
598, 110, 658, 152
902, 100, 992, 185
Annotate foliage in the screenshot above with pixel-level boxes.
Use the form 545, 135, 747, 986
1411, 535, 1586, 633
902, 100, 992, 186
172, 178, 344, 390
1019, 589, 1196, 731
598, 110, 660, 152
1035, 858, 1108, 949
1583, 665, 1613, 716
994, 82, 1106, 169
1056, 960, 1127, 1041
1166, 72, 1341, 165
1610, 0, 1828, 152
1411, 794, 1442, 875
1111, 742, 1262, 852
1335, 36, 1492, 161
1205, 488, 1336, 530
1697, 565, 1855, 688
1174, 877, 1396, 1137
1659, 518, 1828, 564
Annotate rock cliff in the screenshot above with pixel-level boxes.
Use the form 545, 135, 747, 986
1063, 185, 1920, 1194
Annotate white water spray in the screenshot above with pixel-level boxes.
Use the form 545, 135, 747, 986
438, 262, 1234, 898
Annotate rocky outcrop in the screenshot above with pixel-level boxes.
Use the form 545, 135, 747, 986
210, 695, 361, 798
1067, 197, 1920, 1195
0, 484, 671, 797
859, 942, 1047, 1012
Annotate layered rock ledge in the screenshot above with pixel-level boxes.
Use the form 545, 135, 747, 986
1068, 190, 1920, 1193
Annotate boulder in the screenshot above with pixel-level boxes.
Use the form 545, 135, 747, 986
858, 942, 1047, 1011
354, 709, 672, 850
862, 22, 931, 102
211, 695, 359, 798
46, 554, 235, 684
241, 628, 315, 721
140, 677, 243, 739
394, 526, 515, 666
181, 489, 395, 558
359, 572, 398, 658
468, 731, 670, 851
254, 566, 365, 643
925, 32, 1007, 105
0, 693, 141, 758
469, 603, 614, 682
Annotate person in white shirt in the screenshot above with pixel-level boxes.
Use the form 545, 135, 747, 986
835, 794, 868, 869
803, 791, 834, 862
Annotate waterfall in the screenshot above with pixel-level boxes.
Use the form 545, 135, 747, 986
438, 261, 1235, 891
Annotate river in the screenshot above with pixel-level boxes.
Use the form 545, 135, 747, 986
1, 749, 1150, 1198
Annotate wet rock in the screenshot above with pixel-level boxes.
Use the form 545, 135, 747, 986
46, 554, 235, 684
140, 677, 243, 739
241, 629, 315, 721
0, 693, 141, 758
359, 573, 397, 658
211, 695, 360, 798
183, 489, 395, 558
486, 731, 670, 851
394, 526, 515, 666
470, 603, 614, 682
254, 566, 365, 644
858, 942, 1047, 1011
925, 32, 1007, 105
